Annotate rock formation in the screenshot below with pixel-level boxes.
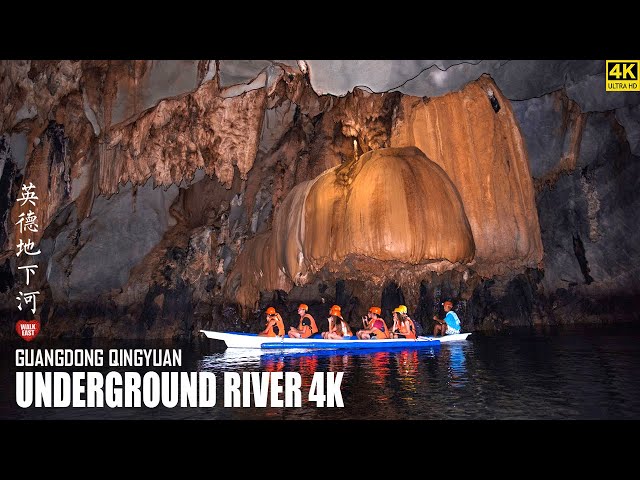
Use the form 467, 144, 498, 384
0, 60, 637, 339
226, 146, 476, 308
391, 76, 543, 276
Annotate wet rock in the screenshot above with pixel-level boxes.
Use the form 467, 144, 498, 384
48, 181, 179, 303
110, 60, 200, 125
392, 76, 543, 275
307, 60, 603, 101
616, 105, 640, 156
226, 146, 475, 308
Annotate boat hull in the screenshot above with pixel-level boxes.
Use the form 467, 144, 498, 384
200, 330, 471, 349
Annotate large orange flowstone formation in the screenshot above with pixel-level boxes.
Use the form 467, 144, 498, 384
391, 76, 543, 275
226, 146, 476, 307
227, 76, 543, 308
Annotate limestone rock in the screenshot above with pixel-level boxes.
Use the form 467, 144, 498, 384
47, 181, 179, 303
0, 60, 82, 133
566, 73, 640, 112
109, 60, 201, 126
391, 76, 543, 275
226, 146, 475, 307
512, 91, 586, 189
306, 60, 604, 101
1, 60, 638, 338
616, 105, 640, 156
101, 80, 267, 193
537, 111, 640, 297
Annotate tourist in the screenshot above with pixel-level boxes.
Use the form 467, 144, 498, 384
322, 305, 353, 339
391, 305, 417, 339
288, 303, 319, 338
356, 306, 389, 339
258, 307, 286, 337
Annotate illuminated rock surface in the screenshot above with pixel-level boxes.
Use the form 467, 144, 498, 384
227, 146, 476, 307
0, 60, 638, 338
391, 76, 543, 276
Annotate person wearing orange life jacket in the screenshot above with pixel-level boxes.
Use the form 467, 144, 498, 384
332, 305, 354, 337
391, 305, 417, 339
356, 306, 390, 339
288, 303, 319, 338
258, 307, 286, 337
322, 305, 353, 339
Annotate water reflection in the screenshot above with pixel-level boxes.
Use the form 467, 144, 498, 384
197, 344, 463, 416
199, 344, 460, 387
265, 353, 319, 392
447, 343, 467, 388
262, 355, 285, 373
4, 327, 639, 420
394, 350, 420, 403
370, 351, 391, 390
198, 348, 262, 371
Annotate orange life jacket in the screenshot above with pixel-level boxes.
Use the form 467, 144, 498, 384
370, 316, 390, 339
307, 314, 319, 334
332, 317, 353, 337
266, 314, 285, 337
341, 318, 353, 337
403, 317, 417, 339
298, 313, 318, 338
393, 316, 416, 339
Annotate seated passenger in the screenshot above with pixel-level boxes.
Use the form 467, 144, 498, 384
356, 306, 389, 339
258, 307, 285, 337
391, 305, 417, 339
288, 303, 319, 338
322, 305, 353, 339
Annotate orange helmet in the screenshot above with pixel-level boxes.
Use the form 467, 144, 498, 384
443, 301, 453, 309
330, 305, 341, 312
266, 307, 276, 315
369, 306, 382, 315
329, 306, 342, 317
298, 303, 309, 311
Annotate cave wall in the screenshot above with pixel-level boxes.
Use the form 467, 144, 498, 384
1, 59, 638, 339
391, 76, 543, 275
526, 107, 640, 324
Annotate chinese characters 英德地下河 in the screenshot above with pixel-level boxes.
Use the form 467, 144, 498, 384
15, 182, 40, 316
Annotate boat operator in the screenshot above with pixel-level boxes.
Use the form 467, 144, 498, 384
433, 301, 461, 336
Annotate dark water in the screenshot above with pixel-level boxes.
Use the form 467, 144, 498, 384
2, 325, 640, 420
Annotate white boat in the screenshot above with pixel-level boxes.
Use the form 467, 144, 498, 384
200, 330, 471, 349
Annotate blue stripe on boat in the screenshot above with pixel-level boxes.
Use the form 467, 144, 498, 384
261, 339, 439, 349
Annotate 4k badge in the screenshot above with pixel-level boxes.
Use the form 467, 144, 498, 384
606, 60, 640, 91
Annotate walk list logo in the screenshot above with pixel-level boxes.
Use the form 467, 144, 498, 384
606, 60, 639, 91
16, 320, 40, 342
